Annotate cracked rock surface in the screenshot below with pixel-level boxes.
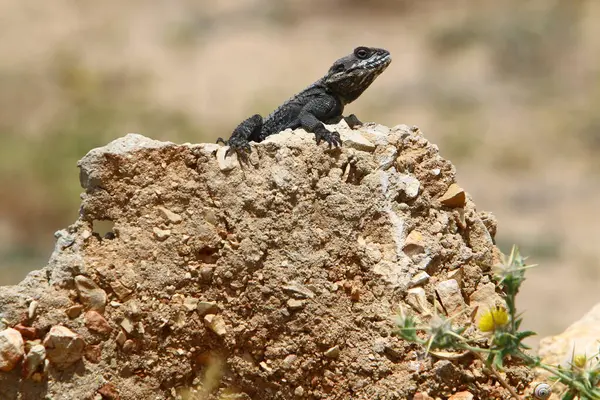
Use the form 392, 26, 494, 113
0, 123, 522, 399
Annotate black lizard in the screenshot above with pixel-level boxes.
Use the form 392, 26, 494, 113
217, 46, 391, 158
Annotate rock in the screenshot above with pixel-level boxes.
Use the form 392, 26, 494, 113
153, 227, 171, 241
435, 279, 465, 316
406, 287, 431, 315
85, 311, 113, 335
13, 324, 37, 340
115, 331, 127, 347
286, 299, 305, 310
204, 314, 227, 336
65, 304, 84, 319
282, 283, 315, 299
294, 386, 305, 397
448, 391, 474, 400
324, 345, 340, 359
28, 300, 38, 320
409, 271, 430, 287
183, 297, 199, 312
97, 382, 120, 400
196, 301, 218, 316
157, 206, 182, 224
43, 326, 85, 368
439, 183, 466, 208
84, 344, 102, 363
340, 130, 376, 151
216, 147, 239, 172
404, 230, 425, 255
397, 174, 421, 200
23, 343, 46, 378
469, 282, 502, 323
0, 328, 25, 372
74, 275, 107, 313
120, 317, 135, 334
0, 126, 505, 398
538, 302, 600, 367
413, 393, 434, 400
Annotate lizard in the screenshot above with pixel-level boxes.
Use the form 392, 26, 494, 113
216, 46, 391, 158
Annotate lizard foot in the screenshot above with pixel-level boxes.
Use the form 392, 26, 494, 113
345, 114, 363, 129
224, 137, 252, 161
315, 130, 342, 148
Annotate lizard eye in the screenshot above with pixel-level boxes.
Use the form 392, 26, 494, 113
355, 47, 370, 59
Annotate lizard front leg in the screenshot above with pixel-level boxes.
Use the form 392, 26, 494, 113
217, 114, 262, 158
297, 96, 342, 148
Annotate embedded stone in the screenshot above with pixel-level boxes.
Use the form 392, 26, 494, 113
435, 279, 465, 316
0, 328, 25, 372
204, 314, 227, 336
43, 326, 85, 368
74, 275, 107, 313
439, 184, 466, 208
85, 311, 113, 335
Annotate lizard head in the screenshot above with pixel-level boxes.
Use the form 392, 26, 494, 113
324, 46, 391, 104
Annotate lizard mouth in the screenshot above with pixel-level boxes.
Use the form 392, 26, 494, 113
352, 53, 391, 73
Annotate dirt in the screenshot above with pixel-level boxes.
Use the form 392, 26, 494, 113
0, 124, 532, 399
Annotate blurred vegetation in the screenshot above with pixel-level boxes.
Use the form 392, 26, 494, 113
0, 51, 204, 282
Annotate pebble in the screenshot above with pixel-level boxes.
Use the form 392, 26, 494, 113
196, 301, 218, 316
65, 304, 84, 319
341, 130, 376, 151
85, 311, 113, 335
0, 328, 25, 371
74, 275, 107, 313
435, 279, 466, 316
14, 324, 37, 340
110, 280, 134, 301
204, 314, 227, 336
469, 282, 502, 323
448, 391, 474, 400
439, 184, 466, 208
413, 393, 434, 400
23, 343, 46, 378
324, 345, 340, 359
294, 386, 305, 397
404, 230, 426, 255
216, 147, 239, 172
120, 317, 135, 334
287, 299, 305, 310
28, 300, 38, 320
157, 206, 182, 224
409, 271, 430, 287
282, 283, 315, 299
84, 344, 102, 363
183, 297, 199, 312
153, 227, 171, 241
406, 287, 431, 315
116, 330, 127, 346
43, 326, 85, 368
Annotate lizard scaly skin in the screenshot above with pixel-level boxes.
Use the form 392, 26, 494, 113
217, 46, 391, 158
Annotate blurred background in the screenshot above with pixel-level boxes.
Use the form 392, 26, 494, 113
1, 0, 599, 346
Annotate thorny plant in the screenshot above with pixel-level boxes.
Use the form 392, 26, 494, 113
394, 246, 600, 400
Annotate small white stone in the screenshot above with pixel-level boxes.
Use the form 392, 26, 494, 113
216, 147, 239, 172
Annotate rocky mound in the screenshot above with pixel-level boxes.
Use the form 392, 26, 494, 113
0, 123, 523, 399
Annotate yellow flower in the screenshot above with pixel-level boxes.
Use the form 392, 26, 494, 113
478, 306, 509, 332
572, 354, 587, 369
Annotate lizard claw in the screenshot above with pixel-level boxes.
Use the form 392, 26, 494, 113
315, 130, 342, 148
223, 137, 252, 162
216, 137, 228, 145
